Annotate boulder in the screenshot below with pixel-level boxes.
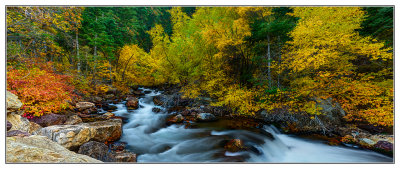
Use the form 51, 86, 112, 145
29, 113, 67, 127
36, 119, 122, 150
103, 104, 118, 111
6, 91, 23, 113
6, 135, 101, 163
64, 115, 83, 125
113, 152, 136, 162
103, 112, 115, 119
153, 95, 166, 106
314, 97, 346, 124
78, 141, 114, 162
93, 96, 103, 103
126, 97, 139, 110
7, 113, 42, 134
7, 130, 31, 137
7, 121, 12, 131
132, 90, 144, 96
374, 141, 393, 154
167, 114, 184, 124
105, 94, 115, 99
76, 102, 96, 111
359, 138, 376, 148
196, 113, 217, 122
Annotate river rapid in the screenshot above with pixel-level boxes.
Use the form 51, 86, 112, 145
105, 88, 392, 163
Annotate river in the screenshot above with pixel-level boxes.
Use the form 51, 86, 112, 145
105, 88, 392, 163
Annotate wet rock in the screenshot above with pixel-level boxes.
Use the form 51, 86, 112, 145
152, 107, 162, 113
78, 141, 113, 162
64, 115, 83, 125
153, 95, 165, 106
374, 141, 393, 154
224, 139, 246, 152
103, 112, 115, 119
36, 119, 122, 150
103, 104, 118, 111
144, 90, 152, 94
7, 121, 12, 131
132, 90, 144, 96
196, 113, 217, 122
7, 113, 42, 134
29, 113, 67, 127
7, 130, 31, 137
76, 102, 96, 111
6, 135, 101, 163
359, 138, 376, 148
167, 114, 184, 124
126, 97, 139, 110
6, 91, 23, 113
110, 142, 127, 152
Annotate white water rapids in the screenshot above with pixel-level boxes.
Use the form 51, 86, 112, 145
106, 88, 392, 163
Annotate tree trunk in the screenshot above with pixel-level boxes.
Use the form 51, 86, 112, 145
267, 34, 272, 89
277, 35, 281, 90
76, 32, 80, 73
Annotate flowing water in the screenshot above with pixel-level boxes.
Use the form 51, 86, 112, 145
106, 88, 393, 163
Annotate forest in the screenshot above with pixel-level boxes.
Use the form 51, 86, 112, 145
7, 6, 393, 127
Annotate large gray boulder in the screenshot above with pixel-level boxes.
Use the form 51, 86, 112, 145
76, 102, 96, 111
6, 91, 23, 113
6, 135, 101, 163
36, 119, 122, 150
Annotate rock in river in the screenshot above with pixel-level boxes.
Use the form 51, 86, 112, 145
6, 135, 101, 163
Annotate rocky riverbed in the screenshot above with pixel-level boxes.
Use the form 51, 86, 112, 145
6, 85, 394, 163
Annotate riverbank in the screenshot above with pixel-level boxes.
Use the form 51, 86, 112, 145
6, 85, 393, 163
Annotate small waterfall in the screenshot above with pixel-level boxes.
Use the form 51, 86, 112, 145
108, 88, 393, 163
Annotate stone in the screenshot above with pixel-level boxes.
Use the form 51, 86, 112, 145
29, 113, 67, 127
105, 94, 115, 99
113, 152, 136, 162
224, 139, 246, 152
374, 141, 393, 154
359, 138, 376, 148
110, 142, 127, 152
7, 113, 42, 134
152, 107, 162, 113
126, 97, 139, 110
153, 95, 166, 106
6, 135, 101, 163
6, 91, 23, 113
196, 113, 217, 122
103, 112, 115, 119
167, 114, 184, 124
64, 115, 83, 125
36, 119, 122, 150
76, 102, 96, 111
7, 130, 31, 137
78, 141, 114, 162
132, 90, 144, 96
103, 104, 118, 111
93, 96, 103, 103
7, 121, 12, 131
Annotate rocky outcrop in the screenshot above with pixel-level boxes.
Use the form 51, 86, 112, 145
29, 113, 67, 127
6, 135, 101, 163
166, 114, 184, 124
35, 119, 122, 150
7, 113, 42, 134
6, 91, 23, 113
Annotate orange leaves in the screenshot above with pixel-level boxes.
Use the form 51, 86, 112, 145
7, 60, 77, 117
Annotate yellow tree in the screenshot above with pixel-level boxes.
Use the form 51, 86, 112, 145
282, 7, 393, 127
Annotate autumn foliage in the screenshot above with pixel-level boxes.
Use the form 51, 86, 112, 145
7, 58, 77, 118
